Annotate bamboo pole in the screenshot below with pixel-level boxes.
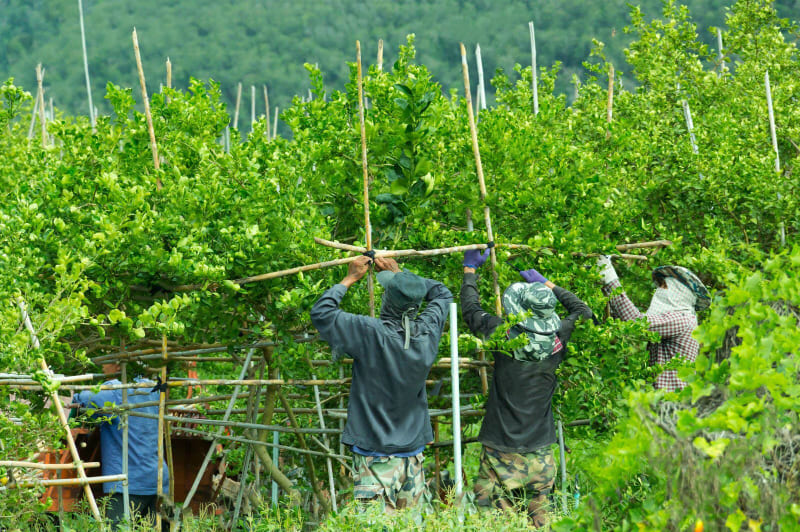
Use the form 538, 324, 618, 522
36, 64, 47, 147
558, 420, 567, 513
28, 92, 39, 139
165, 57, 172, 105
272, 106, 278, 138
132, 28, 162, 189
681, 100, 699, 155
0, 461, 100, 470
765, 70, 785, 247
78, 0, 95, 128
156, 334, 167, 531
606, 65, 615, 139
475, 44, 487, 113
3, 474, 127, 490
460, 43, 502, 316
615, 240, 672, 251
233, 82, 242, 130
356, 40, 376, 317
312, 372, 337, 512
377, 39, 384, 71
263, 85, 270, 139
17, 299, 102, 521
278, 390, 331, 513
251, 85, 256, 130
717, 29, 726, 73
450, 302, 463, 496
529, 21, 539, 115
121, 361, 131, 522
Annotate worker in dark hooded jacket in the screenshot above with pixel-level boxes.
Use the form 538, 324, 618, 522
461, 249, 593, 527
310, 255, 452, 512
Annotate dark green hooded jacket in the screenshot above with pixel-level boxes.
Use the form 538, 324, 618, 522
311, 278, 452, 454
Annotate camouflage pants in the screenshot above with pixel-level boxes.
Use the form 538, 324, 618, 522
352, 452, 429, 513
473, 445, 555, 528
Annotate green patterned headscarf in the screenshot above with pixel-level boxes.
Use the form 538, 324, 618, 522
501, 282, 561, 361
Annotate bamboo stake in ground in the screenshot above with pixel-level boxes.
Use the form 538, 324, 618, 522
356, 40, 376, 317
606, 65, 615, 139
764, 70, 784, 247
475, 44, 487, 114
272, 106, 278, 138
251, 85, 256, 130
121, 361, 131, 522
156, 334, 167, 530
263, 85, 270, 139
132, 29, 161, 188
717, 29, 726, 74
377, 39, 384, 71
460, 43, 501, 315
529, 21, 539, 115
165, 57, 172, 105
233, 82, 242, 130
36, 64, 47, 147
18, 299, 102, 521
78, 0, 95, 129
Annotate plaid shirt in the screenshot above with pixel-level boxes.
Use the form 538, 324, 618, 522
602, 279, 698, 391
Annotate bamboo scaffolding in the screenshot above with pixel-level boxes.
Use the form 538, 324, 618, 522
129, 412, 342, 436
78, 0, 95, 128
17, 299, 103, 521
529, 21, 539, 115
356, 40, 376, 317
233, 82, 242, 130
178, 347, 256, 523
36, 64, 47, 147
132, 29, 161, 188
0, 461, 100, 470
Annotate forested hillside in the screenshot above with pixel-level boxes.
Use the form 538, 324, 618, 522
3, 0, 798, 129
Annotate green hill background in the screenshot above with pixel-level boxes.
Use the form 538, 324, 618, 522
2, 0, 798, 131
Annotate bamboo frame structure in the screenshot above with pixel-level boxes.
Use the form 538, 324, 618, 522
132, 28, 161, 187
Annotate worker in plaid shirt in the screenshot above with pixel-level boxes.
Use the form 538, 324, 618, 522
597, 256, 710, 391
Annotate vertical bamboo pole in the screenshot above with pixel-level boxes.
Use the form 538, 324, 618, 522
36, 64, 47, 147
558, 420, 567, 512
272, 106, 278, 139
356, 40, 375, 317
78, 0, 95, 129
460, 43, 494, 394
28, 93, 39, 139
121, 361, 131, 522
433, 419, 441, 500
606, 65, 614, 139
132, 29, 162, 189
460, 43, 501, 315
682, 100, 699, 154
251, 85, 256, 130
233, 82, 242, 130
165, 57, 172, 104
450, 303, 462, 497
156, 333, 168, 531
717, 29, 726, 74
17, 299, 102, 521
377, 39, 384, 71
475, 44, 487, 113
529, 22, 539, 115
765, 70, 785, 246
263, 85, 271, 139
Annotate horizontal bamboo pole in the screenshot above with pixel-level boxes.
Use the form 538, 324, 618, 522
615, 240, 673, 251
0, 461, 100, 470
129, 411, 341, 435
3, 474, 127, 489
0, 374, 97, 385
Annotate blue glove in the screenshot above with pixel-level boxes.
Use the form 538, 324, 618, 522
463, 248, 491, 269
520, 268, 548, 284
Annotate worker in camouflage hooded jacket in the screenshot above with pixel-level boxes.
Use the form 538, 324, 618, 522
461, 249, 593, 527
311, 255, 452, 512
597, 256, 711, 391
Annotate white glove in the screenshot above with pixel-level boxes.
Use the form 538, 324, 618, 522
597, 255, 618, 285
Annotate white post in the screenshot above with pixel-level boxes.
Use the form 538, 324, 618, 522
717, 29, 725, 74
475, 44, 487, 115
78, 0, 95, 128
449, 302, 462, 496
529, 21, 539, 115
251, 85, 256, 130
764, 70, 785, 246
271, 431, 279, 506
681, 100, 699, 154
